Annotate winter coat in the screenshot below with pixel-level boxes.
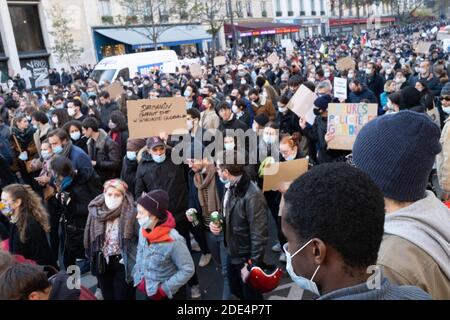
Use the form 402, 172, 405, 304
120, 156, 139, 198
48, 72, 61, 86
134, 149, 188, 224
86, 129, 122, 183
348, 87, 378, 104
364, 73, 385, 103
276, 109, 301, 135
68, 144, 95, 185
8, 215, 56, 267
133, 215, 194, 299
223, 172, 269, 265
99, 101, 119, 131
437, 118, 450, 193
377, 191, 450, 300
33, 123, 52, 157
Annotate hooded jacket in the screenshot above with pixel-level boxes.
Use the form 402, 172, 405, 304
377, 191, 450, 300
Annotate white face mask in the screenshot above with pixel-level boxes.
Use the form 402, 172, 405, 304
443, 106, 450, 115
52, 116, 59, 125
68, 108, 76, 117
252, 123, 258, 133
88, 100, 95, 106
224, 143, 235, 151
187, 120, 194, 130
263, 134, 276, 145
138, 216, 153, 229
284, 240, 321, 296
104, 195, 123, 211
231, 105, 240, 114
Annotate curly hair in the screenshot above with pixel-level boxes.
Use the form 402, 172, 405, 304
3, 184, 50, 243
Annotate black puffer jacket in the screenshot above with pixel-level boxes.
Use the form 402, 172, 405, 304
120, 156, 139, 198
224, 172, 269, 265
86, 129, 122, 183
134, 149, 188, 223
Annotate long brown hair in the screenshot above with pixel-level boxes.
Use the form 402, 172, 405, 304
3, 184, 50, 243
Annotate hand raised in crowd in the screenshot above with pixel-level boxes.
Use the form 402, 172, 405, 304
299, 116, 307, 129
325, 132, 335, 144
34, 175, 50, 186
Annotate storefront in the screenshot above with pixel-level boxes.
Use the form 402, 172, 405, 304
329, 17, 396, 34
93, 25, 212, 61
224, 22, 300, 48
0, 0, 50, 89
275, 18, 328, 37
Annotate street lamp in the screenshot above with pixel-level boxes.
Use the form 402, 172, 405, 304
228, 0, 238, 59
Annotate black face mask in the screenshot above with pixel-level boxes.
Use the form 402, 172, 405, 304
313, 108, 322, 116
230, 95, 237, 102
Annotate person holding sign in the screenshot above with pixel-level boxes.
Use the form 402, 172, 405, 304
299, 96, 349, 164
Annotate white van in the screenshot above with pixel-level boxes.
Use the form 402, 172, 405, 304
91, 50, 179, 84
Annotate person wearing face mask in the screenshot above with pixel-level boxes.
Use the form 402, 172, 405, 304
210, 151, 268, 300
286, 75, 302, 100
82, 117, 122, 183
437, 83, 450, 200
48, 129, 95, 185
218, 102, 249, 134
223, 77, 234, 96
255, 75, 278, 103
85, 179, 138, 300
300, 95, 350, 164
282, 162, 431, 300
67, 99, 86, 123
409, 61, 439, 95
232, 99, 251, 128
379, 80, 397, 115
98, 91, 119, 132
62, 120, 88, 153
108, 111, 129, 158
248, 89, 276, 121
140, 76, 152, 100
31, 111, 52, 159
183, 84, 202, 110
235, 65, 253, 87
120, 139, 146, 199
275, 95, 301, 135
1, 184, 56, 268
363, 62, 385, 105
51, 108, 70, 130
134, 190, 195, 300
199, 97, 220, 130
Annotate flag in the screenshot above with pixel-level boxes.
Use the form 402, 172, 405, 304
361, 34, 367, 47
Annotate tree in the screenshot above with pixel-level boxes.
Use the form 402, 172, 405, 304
117, 0, 193, 51
49, 4, 84, 67
192, 0, 228, 56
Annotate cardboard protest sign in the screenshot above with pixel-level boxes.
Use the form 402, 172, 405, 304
369, 31, 377, 40
189, 63, 203, 78
286, 84, 317, 120
333, 77, 348, 101
267, 52, 279, 65
415, 41, 433, 54
162, 61, 177, 74
263, 158, 308, 192
127, 97, 187, 139
105, 82, 124, 100
443, 39, 450, 53
327, 103, 377, 150
281, 39, 293, 48
336, 56, 356, 72
437, 32, 450, 41
413, 32, 421, 39
213, 56, 226, 66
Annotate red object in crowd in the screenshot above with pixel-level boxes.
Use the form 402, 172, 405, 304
445, 201, 450, 209
137, 278, 167, 300
247, 261, 283, 294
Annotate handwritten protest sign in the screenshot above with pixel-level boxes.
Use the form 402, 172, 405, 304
443, 39, 450, 53
415, 42, 433, 54
327, 103, 377, 150
105, 82, 124, 100
214, 56, 226, 66
336, 56, 356, 72
281, 39, 293, 48
333, 77, 348, 100
287, 84, 317, 123
263, 158, 308, 192
127, 97, 187, 139
162, 61, 177, 74
267, 52, 280, 65
189, 63, 203, 78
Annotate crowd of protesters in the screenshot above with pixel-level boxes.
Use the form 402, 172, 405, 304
0, 18, 450, 301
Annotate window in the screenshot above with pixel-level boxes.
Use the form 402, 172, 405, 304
99, 0, 112, 16
9, 5, 45, 53
320, 0, 325, 12
260, 1, 267, 16
237, 1, 243, 17
117, 68, 130, 81
275, 0, 281, 12
246, 0, 252, 17
310, 0, 315, 12
0, 35, 4, 54
287, 0, 293, 16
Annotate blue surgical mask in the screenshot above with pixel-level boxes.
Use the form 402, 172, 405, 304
219, 176, 229, 185
286, 154, 296, 161
283, 241, 321, 296
53, 145, 63, 154
70, 131, 81, 141
127, 151, 137, 161
41, 150, 52, 160
59, 176, 73, 191
138, 216, 152, 229
152, 154, 166, 163
1, 203, 12, 216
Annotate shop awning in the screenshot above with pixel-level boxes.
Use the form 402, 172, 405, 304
329, 17, 395, 27
95, 25, 212, 49
224, 22, 300, 37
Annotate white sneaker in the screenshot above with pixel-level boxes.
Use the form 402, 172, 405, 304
279, 252, 286, 263
191, 240, 201, 252
198, 254, 212, 267
272, 242, 282, 253
94, 288, 103, 300
191, 285, 201, 299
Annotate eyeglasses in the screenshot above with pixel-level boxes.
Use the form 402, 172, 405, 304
440, 96, 450, 101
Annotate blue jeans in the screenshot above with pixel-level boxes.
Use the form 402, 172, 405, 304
205, 232, 231, 300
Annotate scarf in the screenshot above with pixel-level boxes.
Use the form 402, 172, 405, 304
142, 211, 175, 244
12, 126, 35, 150
84, 192, 136, 254
193, 165, 221, 221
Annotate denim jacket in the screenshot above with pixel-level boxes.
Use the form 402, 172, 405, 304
132, 228, 195, 299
